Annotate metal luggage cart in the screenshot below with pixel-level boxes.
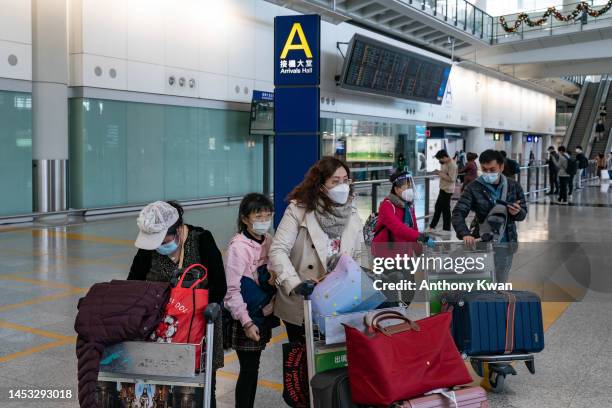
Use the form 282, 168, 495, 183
423, 241, 537, 393
294, 281, 409, 407
97, 303, 221, 408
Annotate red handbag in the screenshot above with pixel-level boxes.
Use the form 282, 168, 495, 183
151, 264, 209, 371
344, 311, 471, 406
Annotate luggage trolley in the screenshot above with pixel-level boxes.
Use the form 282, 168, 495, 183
295, 281, 410, 407
96, 303, 221, 408
423, 240, 537, 393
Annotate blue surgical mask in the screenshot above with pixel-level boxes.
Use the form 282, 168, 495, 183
156, 237, 178, 256
481, 172, 500, 184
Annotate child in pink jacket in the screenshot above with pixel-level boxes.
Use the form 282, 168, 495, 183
224, 193, 275, 408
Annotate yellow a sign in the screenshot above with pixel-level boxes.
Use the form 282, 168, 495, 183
280, 23, 313, 59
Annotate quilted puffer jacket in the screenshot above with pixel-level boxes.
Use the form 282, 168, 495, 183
74, 280, 170, 408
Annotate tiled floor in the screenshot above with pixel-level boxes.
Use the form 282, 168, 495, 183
0, 179, 611, 407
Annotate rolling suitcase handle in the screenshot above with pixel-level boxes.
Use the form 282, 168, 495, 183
203, 303, 221, 408
294, 280, 317, 408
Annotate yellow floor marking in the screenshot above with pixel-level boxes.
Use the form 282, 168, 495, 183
0, 288, 85, 313
30, 229, 133, 246
0, 275, 87, 291
0, 339, 73, 364
542, 301, 571, 331
0, 319, 74, 341
217, 371, 284, 392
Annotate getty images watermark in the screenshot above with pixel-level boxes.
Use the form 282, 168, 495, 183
362, 241, 612, 303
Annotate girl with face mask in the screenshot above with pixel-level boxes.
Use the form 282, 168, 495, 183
224, 193, 276, 408
371, 171, 433, 255
128, 200, 226, 408
269, 157, 365, 344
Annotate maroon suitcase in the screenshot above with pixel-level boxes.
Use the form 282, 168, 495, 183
394, 386, 488, 408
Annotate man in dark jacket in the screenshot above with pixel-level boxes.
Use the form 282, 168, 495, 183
546, 146, 560, 195
452, 150, 527, 282
500, 150, 521, 181
575, 146, 588, 190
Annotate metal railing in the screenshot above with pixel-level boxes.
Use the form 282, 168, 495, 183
403, 0, 495, 42
493, 0, 612, 43
352, 163, 601, 220
0, 195, 244, 225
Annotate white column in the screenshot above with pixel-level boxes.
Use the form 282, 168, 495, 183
512, 132, 523, 164
465, 127, 493, 155
32, 0, 69, 212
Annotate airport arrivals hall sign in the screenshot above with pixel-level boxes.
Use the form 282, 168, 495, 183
274, 14, 320, 86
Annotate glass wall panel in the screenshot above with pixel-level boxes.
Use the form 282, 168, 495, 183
70, 98, 261, 208
320, 117, 423, 181
0, 91, 32, 215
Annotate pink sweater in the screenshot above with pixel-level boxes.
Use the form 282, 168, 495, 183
223, 232, 272, 326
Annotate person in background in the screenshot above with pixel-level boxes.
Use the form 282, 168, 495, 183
566, 150, 576, 198
500, 150, 520, 181
452, 149, 527, 282
128, 200, 226, 408
595, 118, 606, 142
396, 153, 407, 172
428, 149, 457, 234
224, 193, 275, 408
575, 146, 588, 190
269, 157, 364, 343
529, 150, 536, 166
608, 151, 612, 179
372, 171, 433, 248
546, 146, 560, 196
554, 146, 571, 204
459, 152, 479, 191
372, 171, 434, 305
596, 153, 606, 181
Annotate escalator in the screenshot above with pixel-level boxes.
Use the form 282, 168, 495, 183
590, 85, 612, 159
566, 82, 599, 153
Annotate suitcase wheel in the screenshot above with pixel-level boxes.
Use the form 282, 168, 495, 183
487, 363, 517, 393
488, 370, 506, 393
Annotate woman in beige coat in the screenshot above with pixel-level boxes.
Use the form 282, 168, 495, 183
269, 157, 364, 342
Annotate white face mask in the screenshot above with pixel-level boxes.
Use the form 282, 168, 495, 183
252, 220, 271, 235
326, 183, 350, 204
401, 188, 415, 202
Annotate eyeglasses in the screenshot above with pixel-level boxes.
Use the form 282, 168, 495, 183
328, 178, 352, 187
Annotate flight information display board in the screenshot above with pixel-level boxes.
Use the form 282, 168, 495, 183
339, 34, 451, 105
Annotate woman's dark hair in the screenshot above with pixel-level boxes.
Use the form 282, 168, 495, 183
286, 156, 352, 212
237, 193, 274, 233
599, 153, 605, 159
467, 152, 478, 161
479, 149, 504, 165
558, 145, 566, 153
166, 201, 184, 235
389, 171, 411, 196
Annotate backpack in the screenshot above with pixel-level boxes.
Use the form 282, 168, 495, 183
577, 154, 588, 169
478, 177, 509, 243
567, 157, 578, 176
363, 200, 395, 246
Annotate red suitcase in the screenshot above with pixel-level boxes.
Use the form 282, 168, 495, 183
394, 386, 488, 408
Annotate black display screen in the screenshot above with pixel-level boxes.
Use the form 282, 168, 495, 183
339, 34, 451, 105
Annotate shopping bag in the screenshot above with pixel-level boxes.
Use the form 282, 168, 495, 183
150, 263, 209, 371
345, 311, 471, 406
311, 254, 385, 334
282, 342, 310, 408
